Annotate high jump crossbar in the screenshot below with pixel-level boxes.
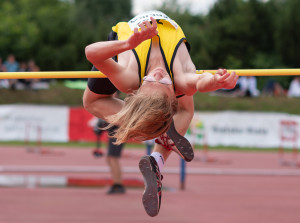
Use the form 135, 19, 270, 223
0, 69, 299, 79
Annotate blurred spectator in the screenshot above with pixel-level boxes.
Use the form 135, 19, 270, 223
0, 57, 9, 88
27, 59, 41, 89
236, 76, 260, 97
211, 76, 259, 98
18, 61, 28, 72
3, 54, 19, 89
93, 119, 126, 194
287, 76, 300, 98
0, 57, 7, 72
262, 79, 285, 97
92, 92, 126, 194
27, 59, 40, 72
92, 118, 106, 158
27, 59, 49, 90
16, 61, 32, 90
3, 54, 19, 72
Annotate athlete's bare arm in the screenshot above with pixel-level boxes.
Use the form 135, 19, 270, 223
85, 17, 158, 93
173, 43, 238, 95
84, 17, 159, 120
173, 95, 194, 135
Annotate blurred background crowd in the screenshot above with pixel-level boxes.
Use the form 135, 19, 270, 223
1, 52, 299, 98
0, 54, 50, 90
0, 0, 299, 98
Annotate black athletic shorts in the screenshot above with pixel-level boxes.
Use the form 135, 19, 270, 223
87, 31, 118, 95
107, 125, 124, 157
107, 137, 124, 157
94, 119, 124, 157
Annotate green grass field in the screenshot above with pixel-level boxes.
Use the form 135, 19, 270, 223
0, 140, 282, 153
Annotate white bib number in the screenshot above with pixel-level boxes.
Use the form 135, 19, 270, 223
128, 10, 178, 31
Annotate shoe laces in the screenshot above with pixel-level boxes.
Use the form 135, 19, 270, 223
149, 156, 163, 182
155, 134, 175, 151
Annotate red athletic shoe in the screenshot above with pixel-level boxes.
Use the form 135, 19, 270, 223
155, 120, 194, 162
139, 155, 163, 217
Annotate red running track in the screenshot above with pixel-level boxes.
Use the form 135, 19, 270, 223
0, 146, 300, 223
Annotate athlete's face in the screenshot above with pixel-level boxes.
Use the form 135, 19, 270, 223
140, 67, 174, 97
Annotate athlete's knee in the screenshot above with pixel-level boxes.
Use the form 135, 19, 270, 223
82, 91, 93, 112
83, 88, 103, 113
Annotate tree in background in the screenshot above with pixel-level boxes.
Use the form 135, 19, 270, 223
159, 0, 300, 90
0, 0, 131, 71
71, 0, 132, 70
0, 0, 299, 89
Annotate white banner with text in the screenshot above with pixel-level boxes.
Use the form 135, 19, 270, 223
0, 105, 69, 142
186, 111, 300, 149
0, 105, 299, 148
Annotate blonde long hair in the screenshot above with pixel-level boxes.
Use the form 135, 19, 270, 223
105, 90, 178, 144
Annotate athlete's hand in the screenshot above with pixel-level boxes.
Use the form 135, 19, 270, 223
127, 17, 158, 49
214, 69, 238, 89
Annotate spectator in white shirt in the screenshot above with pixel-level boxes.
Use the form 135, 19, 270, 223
237, 76, 260, 97
288, 77, 300, 98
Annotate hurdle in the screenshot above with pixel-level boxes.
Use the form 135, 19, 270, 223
24, 123, 42, 153
0, 69, 300, 79
279, 120, 299, 167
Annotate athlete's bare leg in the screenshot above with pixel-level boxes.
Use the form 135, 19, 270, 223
83, 88, 124, 120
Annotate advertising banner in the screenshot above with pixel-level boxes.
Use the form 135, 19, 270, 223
0, 105, 299, 149
0, 105, 69, 142
68, 107, 107, 142
186, 111, 300, 149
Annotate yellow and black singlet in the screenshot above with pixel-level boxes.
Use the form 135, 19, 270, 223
112, 12, 190, 93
